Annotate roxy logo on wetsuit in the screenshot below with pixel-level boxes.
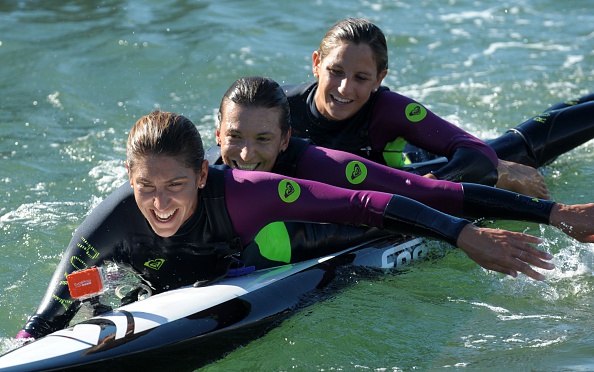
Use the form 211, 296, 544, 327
405, 103, 427, 123
144, 258, 165, 270
278, 180, 301, 203
346, 161, 367, 185
351, 163, 362, 180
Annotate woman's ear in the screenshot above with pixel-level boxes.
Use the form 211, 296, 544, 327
124, 161, 133, 187
198, 159, 209, 188
215, 128, 221, 146
280, 128, 292, 152
312, 51, 321, 78
374, 69, 388, 91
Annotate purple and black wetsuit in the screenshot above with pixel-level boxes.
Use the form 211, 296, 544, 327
19, 165, 476, 339
285, 82, 594, 176
284, 82, 499, 184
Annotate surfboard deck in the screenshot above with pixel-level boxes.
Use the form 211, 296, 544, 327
0, 236, 426, 371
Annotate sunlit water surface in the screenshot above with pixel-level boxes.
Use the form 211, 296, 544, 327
1, 0, 593, 370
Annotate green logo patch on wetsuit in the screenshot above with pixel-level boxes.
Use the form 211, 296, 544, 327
278, 180, 301, 203
405, 103, 427, 123
345, 161, 367, 185
144, 258, 165, 270
254, 222, 292, 263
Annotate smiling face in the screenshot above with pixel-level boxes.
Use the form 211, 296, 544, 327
126, 155, 208, 238
312, 41, 387, 121
217, 101, 290, 172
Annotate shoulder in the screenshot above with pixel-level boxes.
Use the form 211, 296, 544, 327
372, 89, 431, 123
375, 88, 418, 106
203, 165, 229, 196
100, 182, 136, 209
283, 81, 316, 99
288, 136, 311, 151
272, 137, 312, 176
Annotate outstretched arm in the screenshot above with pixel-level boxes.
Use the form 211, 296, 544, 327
461, 183, 594, 242
226, 170, 555, 281
379, 194, 554, 281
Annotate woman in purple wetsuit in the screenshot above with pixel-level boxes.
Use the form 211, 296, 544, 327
283, 18, 594, 200
16, 110, 553, 340
212, 75, 594, 237
209, 75, 594, 269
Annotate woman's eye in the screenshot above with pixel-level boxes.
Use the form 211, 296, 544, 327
168, 183, 185, 191
138, 184, 155, 192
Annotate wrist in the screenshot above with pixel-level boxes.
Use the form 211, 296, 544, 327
549, 203, 564, 227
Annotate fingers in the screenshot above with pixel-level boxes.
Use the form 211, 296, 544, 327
509, 234, 551, 261
508, 262, 547, 281
456, 226, 554, 281
527, 171, 550, 200
506, 234, 554, 279
514, 246, 555, 271
483, 249, 550, 281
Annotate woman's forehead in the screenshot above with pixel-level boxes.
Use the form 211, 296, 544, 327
221, 104, 284, 134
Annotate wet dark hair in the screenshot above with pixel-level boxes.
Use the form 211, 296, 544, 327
217, 76, 291, 136
126, 110, 204, 172
318, 18, 388, 74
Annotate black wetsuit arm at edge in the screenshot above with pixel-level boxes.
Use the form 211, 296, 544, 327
461, 183, 554, 223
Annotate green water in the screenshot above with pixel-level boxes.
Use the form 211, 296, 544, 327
1, 0, 593, 370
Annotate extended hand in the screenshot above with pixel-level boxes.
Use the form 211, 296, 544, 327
550, 203, 594, 243
456, 224, 554, 280
495, 159, 550, 199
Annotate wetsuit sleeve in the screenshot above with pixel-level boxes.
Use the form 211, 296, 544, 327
295, 145, 465, 216
369, 91, 499, 182
19, 183, 135, 339
461, 183, 554, 223
429, 147, 499, 185
293, 146, 554, 223
223, 169, 471, 247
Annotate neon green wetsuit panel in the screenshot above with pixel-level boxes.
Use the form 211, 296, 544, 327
383, 136, 410, 168
254, 221, 291, 263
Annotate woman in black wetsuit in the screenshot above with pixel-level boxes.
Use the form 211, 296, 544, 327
283, 18, 594, 199
16, 110, 554, 340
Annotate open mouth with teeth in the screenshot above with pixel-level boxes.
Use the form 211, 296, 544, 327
331, 94, 353, 104
152, 209, 177, 222
232, 161, 259, 171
